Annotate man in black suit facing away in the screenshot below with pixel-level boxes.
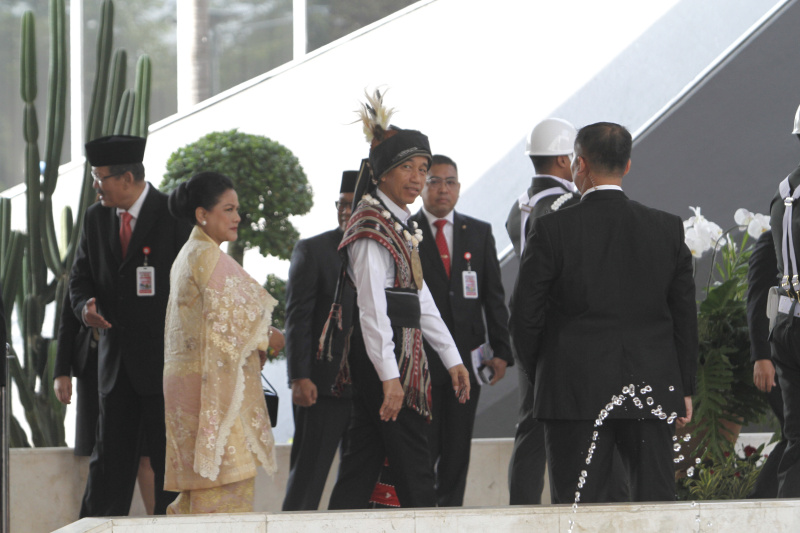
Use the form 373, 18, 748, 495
510, 122, 698, 503
410, 154, 513, 507
70, 135, 191, 516
282, 170, 357, 511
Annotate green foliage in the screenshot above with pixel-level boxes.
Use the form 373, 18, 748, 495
688, 237, 769, 464
677, 444, 764, 500
307, 0, 418, 51
3, 0, 153, 447
264, 274, 286, 331
161, 129, 313, 262
263, 274, 287, 360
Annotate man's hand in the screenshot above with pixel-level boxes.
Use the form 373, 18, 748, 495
380, 378, 404, 422
82, 298, 111, 329
485, 357, 508, 385
54, 376, 72, 405
292, 378, 318, 407
449, 364, 471, 404
676, 396, 693, 429
753, 359, 777, 393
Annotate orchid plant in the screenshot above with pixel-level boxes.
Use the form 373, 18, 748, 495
684, 207, 770, 294
677, 207, 772, 499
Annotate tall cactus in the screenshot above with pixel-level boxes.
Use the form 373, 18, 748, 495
2, 0, 154, 447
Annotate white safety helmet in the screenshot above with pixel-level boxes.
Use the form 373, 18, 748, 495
793, 104, 800, 135
525, 118, 577, 156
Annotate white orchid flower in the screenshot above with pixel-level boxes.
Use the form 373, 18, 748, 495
684, 226, 710, 258
686, 207, 718, 243
734, 208, 754, 228
747, 213, 770, 238
693, 217, 726, 249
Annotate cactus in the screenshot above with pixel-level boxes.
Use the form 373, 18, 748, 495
2, 0, 154, 447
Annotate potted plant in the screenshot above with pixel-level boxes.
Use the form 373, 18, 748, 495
676, 207, 773, 496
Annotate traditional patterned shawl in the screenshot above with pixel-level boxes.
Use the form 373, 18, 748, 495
335, 195, 433, 420
164, 227, 277, 490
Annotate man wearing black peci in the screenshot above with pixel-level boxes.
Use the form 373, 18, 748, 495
282, 170, 357, 511
69, 135, 191, 516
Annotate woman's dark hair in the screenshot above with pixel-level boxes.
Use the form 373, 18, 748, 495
168, 171, 235, 224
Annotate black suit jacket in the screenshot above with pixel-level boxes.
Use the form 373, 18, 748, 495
510, 190, 698, 420
411, 210, 513, 385
285, 228, 353, 397
54, 291, 93, 379
769, 164, 800, 364
746, 230, 777, 362
506, 176, 579, 257
69, 187, 191, 396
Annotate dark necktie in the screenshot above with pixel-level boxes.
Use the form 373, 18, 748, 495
120, 212, 133, 259
433, 219, 450, 278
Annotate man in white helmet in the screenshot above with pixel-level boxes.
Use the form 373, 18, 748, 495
504, 118, 579, 504
506, 118, 579, 258
766, 103, 800, 497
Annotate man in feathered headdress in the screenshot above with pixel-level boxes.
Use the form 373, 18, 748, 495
325, 91, 471, 509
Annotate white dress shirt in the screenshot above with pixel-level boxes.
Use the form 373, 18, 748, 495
535, 173, 578, 193
581, 184, 622, 199
347, 189, 462, 381
116, 181, 151, 231
421, 207, 454, 259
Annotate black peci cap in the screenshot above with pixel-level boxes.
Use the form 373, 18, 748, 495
85, 135, 146, 167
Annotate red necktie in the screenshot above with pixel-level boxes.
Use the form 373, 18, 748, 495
433, 219, 450, 278
120, 212, 133, 259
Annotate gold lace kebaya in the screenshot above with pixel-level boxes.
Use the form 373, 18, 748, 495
164, 227, 276, 502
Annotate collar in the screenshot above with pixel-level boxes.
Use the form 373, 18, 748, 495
375, 189, 411, 224
421, 206, 454, 228
533, 174, 577, 192
190, 224, 222, 247
581, 184, 623, 199
117, 181, 150, 219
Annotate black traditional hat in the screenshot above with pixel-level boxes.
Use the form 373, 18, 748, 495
85, 135, 146, 167
340, 170, 358, 193
356, 89, 431, 184
369, 128, 430, 181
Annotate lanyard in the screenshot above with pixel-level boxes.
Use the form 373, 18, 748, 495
517, 186, 567, 255
779, 175, 800, 296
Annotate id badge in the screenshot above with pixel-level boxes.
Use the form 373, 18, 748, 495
462, 270, 478, 299
137, 266, 155, 296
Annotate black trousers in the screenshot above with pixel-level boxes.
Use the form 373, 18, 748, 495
328, 333, 436, 509
74, 353, 99, 457
770, 311, 800, 497
748, 381, 787, 498
507, 371, 547, 504
543, 418, 674, 504
79, 365, 176, 517
427, 379, 480, 507
774, 357, 800, 497
282, 395, 352, 511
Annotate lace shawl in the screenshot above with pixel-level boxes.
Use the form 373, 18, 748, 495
164, 227, 277, 490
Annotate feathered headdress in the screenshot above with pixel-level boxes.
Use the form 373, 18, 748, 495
357, 88, 396, 147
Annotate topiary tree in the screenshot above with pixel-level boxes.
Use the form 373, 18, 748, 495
160, 129, 313, 264
263, 274, 286, 330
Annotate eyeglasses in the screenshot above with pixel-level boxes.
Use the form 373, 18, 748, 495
425, 177, 459, 189
334, 201, 352, 211
92, 171, 124, 183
